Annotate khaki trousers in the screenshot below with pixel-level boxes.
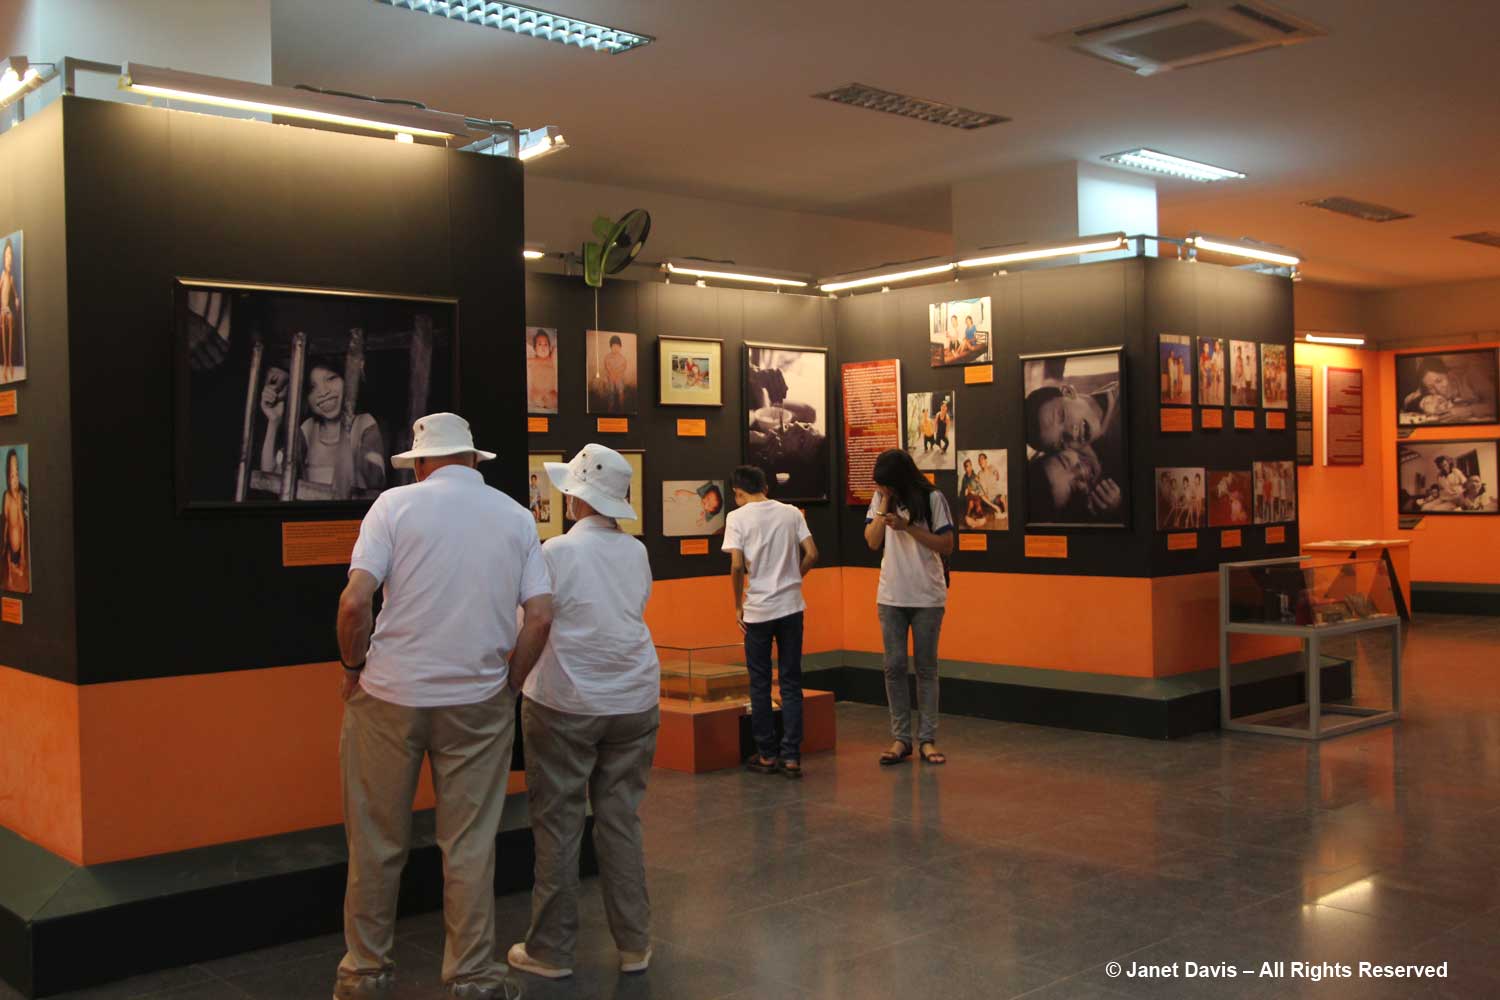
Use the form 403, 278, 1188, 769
522, 699, 659, 967
337, 684, 516, 994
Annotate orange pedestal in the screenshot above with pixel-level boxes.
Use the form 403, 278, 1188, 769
654, 689, 836, 773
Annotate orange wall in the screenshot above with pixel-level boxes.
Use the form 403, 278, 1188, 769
645, 568, 843, 653
0, 665, 83, 863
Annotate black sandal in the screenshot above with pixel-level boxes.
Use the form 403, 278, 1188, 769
744, 753, 778, 774
879, 741, 912, 766
778, 758, 803, 780
919, 742, 947, 765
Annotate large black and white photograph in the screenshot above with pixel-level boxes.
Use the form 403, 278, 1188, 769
177, 282, 455, 508
1396, 349, 1499, 427
1397, 440, 1498, 514
744, 343, 829, 502
1023, 348, 1128, 527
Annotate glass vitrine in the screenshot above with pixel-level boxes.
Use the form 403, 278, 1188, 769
656, 643, 752, 707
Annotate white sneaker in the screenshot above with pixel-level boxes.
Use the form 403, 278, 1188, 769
506, 942, 573, 979
619, 948, 652, 973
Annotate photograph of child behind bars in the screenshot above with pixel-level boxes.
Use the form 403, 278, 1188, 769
179, 284, 455, 506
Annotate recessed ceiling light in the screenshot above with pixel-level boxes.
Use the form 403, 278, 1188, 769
1453, 232, 1500, 251
1301, 196, 1412, 223
813, 83, 1008, 130
374, 0, 653, 54
1102, 148, 1245, 182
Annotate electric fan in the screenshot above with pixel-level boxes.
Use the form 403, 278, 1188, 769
582, 209, 651, 288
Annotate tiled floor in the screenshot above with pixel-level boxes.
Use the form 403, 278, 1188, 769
11, 613, 1500, 999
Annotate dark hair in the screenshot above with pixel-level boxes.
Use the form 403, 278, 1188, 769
702, 484, 724, 511
306, 355, 344, 381
731, 464, 767, 494
608, 334, 622, 348
873, 449, 936, 527
532, 329, 552, 348
1025, 385, 1062, 450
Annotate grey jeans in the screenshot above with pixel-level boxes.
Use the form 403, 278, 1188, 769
522, 699, 659, 967
877, 604, 945, 746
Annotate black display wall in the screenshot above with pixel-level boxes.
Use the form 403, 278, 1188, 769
58, 96, 525, 685
525, 274, 839, 581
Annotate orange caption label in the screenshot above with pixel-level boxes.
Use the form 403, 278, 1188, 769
1160, 408, 1193, 433
964, 365, 994, 385
282, 520, 362, 567
958, 533, 988, 552
1167, 533, 1198, 551
1221, 529, 1243, 549
676, 418, 706, 437
679, 538, 709, 555
1266, 411, 1287, 430
1201, 408, 1224, 429
923, 472, 935, 484
1024, 535, 1068, 559
0, 390, 15, 417
597, 417, 629, 434
1, 597, 20, 624
1266, 526, 1287, 544
527, 416, 549, 433
1234, 410, 1257, 430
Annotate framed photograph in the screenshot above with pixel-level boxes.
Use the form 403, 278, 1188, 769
1395, 349, 1499, 427
957, 448, 1008, 530
1, 230, 26, 385
527, 452, 564, 541
662, 480, 727, 537
656, 336, 723, 407
2, 444, 31, 594
744, 342, 830, 503
175, 280, 456, 510
906, 391, 956, 472
1208, 470, 1252, 527
525, 327, 558, 415
1396, 440, 1498, 514
1229, 341, 1260, 408
1155, 467, 1205, 530
1252, 460, 1298, 524
1261, 343, 1289, 409
1158, 334, 1193, 406
929, 295, 992, 367
1022, 347, 1129, 528
1197, 336, 1226, 407
586, 329, 638, 415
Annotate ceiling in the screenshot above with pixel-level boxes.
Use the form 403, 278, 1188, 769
270, 0, 1500, 289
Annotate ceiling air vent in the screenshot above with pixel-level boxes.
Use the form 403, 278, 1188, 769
1453, 232, 1500, 250
813, 83, 1009, 130
1044, 0, 1325, 76
1301, 197, 1413, 223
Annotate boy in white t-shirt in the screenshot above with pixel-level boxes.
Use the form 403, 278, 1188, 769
723, 465, 819, 778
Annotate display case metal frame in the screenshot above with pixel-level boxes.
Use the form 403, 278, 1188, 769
1218, 556, 1401, 740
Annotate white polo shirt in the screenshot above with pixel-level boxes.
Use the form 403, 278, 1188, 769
349, 465, 551, 708
866, 491, 952, 608
722, 499, 811, 623
523, 516, 659, 716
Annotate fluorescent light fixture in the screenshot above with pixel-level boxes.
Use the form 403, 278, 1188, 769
394, 131, 414, 143
1186, 234, 1300, 267
819, 262, 955, 294
522, 248, 546, 260
375, 0, 654, 54
1102, 148, 1245, 182
518, 125, 566, 161
1302, 333, 1366, 346
958, 233, 1128, 269
665, 262, 808, 288
119, 63, 467, 138
0, 56, 45, 109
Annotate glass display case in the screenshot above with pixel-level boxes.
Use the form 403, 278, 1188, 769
656, 643, 752, 707
1219, 556, 1401, 740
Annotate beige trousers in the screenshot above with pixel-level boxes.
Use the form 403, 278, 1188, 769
522, 699, 659, 967
336, 684, 516, 994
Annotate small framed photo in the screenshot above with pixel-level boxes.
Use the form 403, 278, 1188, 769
656, 336, 723, 407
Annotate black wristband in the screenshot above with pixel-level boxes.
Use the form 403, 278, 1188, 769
341, 660, 365, 672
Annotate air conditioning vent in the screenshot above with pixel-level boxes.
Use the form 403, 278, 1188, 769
1302, 197, 1413, 223
1044, 0, 1325, 76
813, 83, 1009, 130
1454, 232, 1500, 250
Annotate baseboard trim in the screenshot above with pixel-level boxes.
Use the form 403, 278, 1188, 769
1412, 583, 1500, 616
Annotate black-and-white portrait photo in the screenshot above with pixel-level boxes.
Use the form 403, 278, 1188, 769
178, 282, 455, 507
1023, 348, 1129, 527
745, 343, 829, 502
1397, 440, 1498, 514
1395, 349, 1499, 427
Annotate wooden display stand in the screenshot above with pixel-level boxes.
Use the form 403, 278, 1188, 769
654, 687, 836, 773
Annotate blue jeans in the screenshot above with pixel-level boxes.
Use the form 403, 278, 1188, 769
877, 604, 945, 745
743, 612, 804, 761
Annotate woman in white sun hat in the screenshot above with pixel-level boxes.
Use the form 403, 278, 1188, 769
506, 444, 661, 982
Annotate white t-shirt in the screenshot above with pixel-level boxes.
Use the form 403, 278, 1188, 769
523, 516, 660, 716
866, 490, 952, 608
722, 499, 812, 623
349, 465, 552, 708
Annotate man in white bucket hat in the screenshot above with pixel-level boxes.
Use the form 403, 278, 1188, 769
335, 412, 552, 1000
504, 444, 660, 982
